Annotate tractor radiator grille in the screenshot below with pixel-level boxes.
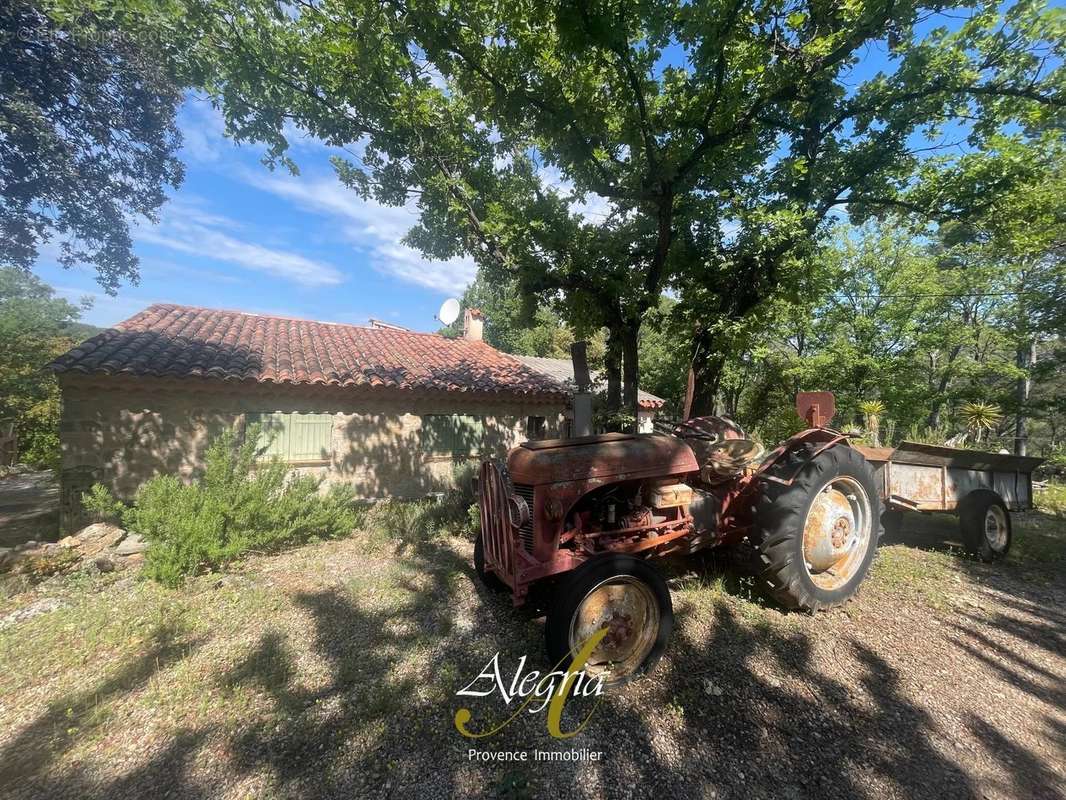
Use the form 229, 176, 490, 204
513, 483, 535, 552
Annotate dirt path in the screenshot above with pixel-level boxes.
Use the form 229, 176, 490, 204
0, 511, 1063, 800
0, 472, 58, 548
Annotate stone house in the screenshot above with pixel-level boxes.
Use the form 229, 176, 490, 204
50, 304, 569, 532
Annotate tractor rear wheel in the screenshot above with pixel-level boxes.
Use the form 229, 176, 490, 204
752, 445, 882, 612
545, 555, 672, 686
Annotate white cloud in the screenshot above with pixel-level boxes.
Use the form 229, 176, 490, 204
53, 286, 158, 328
135, 197, 344, 287
178, 98, 228, 163
539, 165, 612, 221
242, 170, 476, 295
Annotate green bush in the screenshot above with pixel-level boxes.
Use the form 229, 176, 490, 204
361, 462, 481, 545
82, 483, 126, 523
83, 425, 358, 586
1036, 483, 1066, 517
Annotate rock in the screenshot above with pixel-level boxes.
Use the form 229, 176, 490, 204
58, 536, 78, 548
114, 533, 147, 556
121, 553, 146, 569
703, 678, 724, 697
0, 547, 11, 570
71, 523, 126, 556
0, 597, 67, 630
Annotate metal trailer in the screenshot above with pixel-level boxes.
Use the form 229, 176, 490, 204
855, 441, 1043, 561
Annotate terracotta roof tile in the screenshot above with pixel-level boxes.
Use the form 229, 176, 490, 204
51, 304, 569, 401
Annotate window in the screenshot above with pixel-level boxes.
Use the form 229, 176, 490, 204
247, 412, 333, 464
421, 414, 485, 456
525, 415, 547, 440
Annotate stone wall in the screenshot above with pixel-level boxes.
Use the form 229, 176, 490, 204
58, 374, 566, 532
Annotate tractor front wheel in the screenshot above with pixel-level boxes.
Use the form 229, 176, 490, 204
752, 445, 882, 612
473, 532, 508, 593
545, 555, 673, 686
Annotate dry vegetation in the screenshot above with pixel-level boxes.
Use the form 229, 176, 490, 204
0, 510, 1063, 800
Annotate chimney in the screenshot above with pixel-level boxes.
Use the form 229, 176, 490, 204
463, 307, 484, 341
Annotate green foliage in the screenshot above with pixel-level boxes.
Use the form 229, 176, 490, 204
638, 297, 689, 411
102, 0, 1063, 412
750, 407, 808, 448
960, 402, 1004, 435
439, 275, 608, 371
594, 409, 637, 435
1, 1, 183, 292
82, 483, 126, 523
361, 462, 480, 546
904, 425, 953, 447
858, 401, 886, 418
89, 426, 359, 586
1035, 483, 1066, 517
0, 268, 95, 469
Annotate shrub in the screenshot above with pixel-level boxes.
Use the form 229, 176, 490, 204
82, 483, 126, 523
83, 425, 358, 586
1036, 483, 1066, 517
361, 462, 481, 545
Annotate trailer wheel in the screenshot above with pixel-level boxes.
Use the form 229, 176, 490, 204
473, 532, 508, 592
959, 490, 1012, 562
545, 555, 672, 686
752, 444, 882, 612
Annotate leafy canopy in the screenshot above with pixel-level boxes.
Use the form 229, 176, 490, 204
0, 267, 93, 467
165, 0, 1063, 309
1, 0, 184, 292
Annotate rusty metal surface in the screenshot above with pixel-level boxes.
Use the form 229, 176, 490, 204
857, 442, 1040, 512
796, 391, 836, 428
887, 441, 1043, 473
509, 433, 698, 485
478, 460, 517, 592
571, 578, 659, 677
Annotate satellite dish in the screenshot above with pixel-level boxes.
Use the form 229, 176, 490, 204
438, 297, 461, 325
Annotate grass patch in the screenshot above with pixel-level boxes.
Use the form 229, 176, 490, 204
869, 544, 957, 608
1011, 511, 1066, 566
1035, 482, 1066, 517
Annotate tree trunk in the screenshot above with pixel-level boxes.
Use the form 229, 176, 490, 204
604, 325, 622, 413
688, 347, 724, 417
1014, 338, 1036, 456
621, 320, 640, 433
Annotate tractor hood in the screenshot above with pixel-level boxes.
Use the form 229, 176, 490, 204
507, 433, 699, 486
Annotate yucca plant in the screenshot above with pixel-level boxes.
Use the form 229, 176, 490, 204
960, 402, 1003, 444
858, 400, 887, 447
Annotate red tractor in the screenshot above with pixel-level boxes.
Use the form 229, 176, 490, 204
475, 392, 882, 684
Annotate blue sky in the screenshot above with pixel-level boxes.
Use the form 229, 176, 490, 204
29, 36, 907, 333
34, 95, 478, 332
31, 7, 1055, 332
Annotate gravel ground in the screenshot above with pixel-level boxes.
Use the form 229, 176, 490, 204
0, 511, 1063, 800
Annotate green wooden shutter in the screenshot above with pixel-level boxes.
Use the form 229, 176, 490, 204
421, 415, 449, 454
288, 413, 333, 461
453, 415, 484, 454
248, 412, 332, 462
421, 414, 484, 455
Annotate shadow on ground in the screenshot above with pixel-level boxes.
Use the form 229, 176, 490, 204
2, 512, 1064, 800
